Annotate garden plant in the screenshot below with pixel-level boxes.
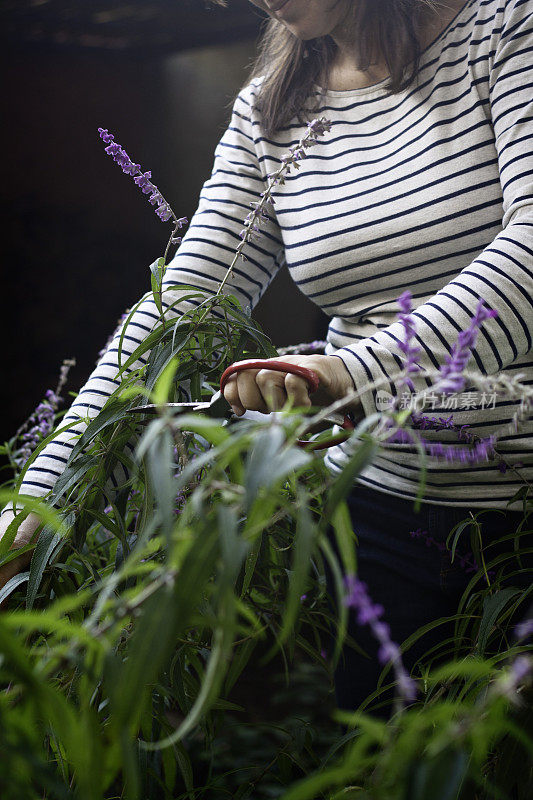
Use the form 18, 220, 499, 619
0, 119, 532, 800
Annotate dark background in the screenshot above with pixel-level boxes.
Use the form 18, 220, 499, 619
1, 0, 327, 443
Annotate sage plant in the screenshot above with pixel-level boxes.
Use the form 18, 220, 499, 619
0, 110, 531, 800
217, 118, 332, 295
10, 358, 75, 469
343, 575, 418, 708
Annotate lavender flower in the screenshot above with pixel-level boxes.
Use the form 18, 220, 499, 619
386, 423, 497, 466
435, 299, 498, 395
238, 118, 331, 244
14, 358, 75, 468
493, 654, 532, 706
216, 117, 331, 295
343, 575, 418, 706
277, 340, 327, 356
425, 434, 497, 465
514, 618, 533, 640
410, 412, 456, 432
408, 412, 511, 472
173, 491, 187, 515
397, 291, 422, 392
409, 528, 496, 579
98, 128, 188, 231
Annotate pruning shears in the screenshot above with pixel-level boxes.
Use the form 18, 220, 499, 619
127, 359, 354, 450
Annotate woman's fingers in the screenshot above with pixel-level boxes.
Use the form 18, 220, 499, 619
284, 372, 311, 408
221, 354, 359, 417
222, 374, 247, 415
255, 369, 288, 411
222, 367, 311, 414
236, 369, 267, 412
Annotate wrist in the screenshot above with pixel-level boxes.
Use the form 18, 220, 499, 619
330, 354, 356, 395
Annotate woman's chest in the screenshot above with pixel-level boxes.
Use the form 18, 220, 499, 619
262, 82, 501, 310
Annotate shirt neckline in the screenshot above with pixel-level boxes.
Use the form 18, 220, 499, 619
314, 0, 474, 98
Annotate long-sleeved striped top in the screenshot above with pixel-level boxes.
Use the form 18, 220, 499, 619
19, 0, 533, 509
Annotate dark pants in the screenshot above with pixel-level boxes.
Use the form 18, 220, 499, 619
325, 482, 531, 719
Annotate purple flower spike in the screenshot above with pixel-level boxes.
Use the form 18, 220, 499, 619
409, 528, 496, 580
307, 118, 332, 138
98, 128, 114, 144
156, 203, 172, 222
343, 575, 418, 707
436, 299, 498, 395
511, 655, 532, 683
397, 291, 422, 391
514, 618, 533, 640
134, 170, 153, 193
426, 434, 497, 466
14, 359, 75, 469
496, 655, 532, 705
98, 127, 186, 229
232, 117, 331, 263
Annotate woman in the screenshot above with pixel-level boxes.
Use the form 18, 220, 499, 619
1, 0, 532, 715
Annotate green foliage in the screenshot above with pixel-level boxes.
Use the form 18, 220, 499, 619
0, 287, 532, 800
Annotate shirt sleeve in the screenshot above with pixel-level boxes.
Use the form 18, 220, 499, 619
17, 83, 284, 501
332, 0, 533, 416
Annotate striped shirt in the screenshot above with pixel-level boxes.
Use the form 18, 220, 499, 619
19, 0, 533, 509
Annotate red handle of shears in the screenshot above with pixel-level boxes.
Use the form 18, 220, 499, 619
219, 359, 354, 450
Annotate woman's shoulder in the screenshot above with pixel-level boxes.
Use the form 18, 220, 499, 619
433, 0, 530, 66
467, 0, 530, 30
234, 77, 265, 113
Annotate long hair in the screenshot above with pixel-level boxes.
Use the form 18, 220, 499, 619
212, 1, 437, 135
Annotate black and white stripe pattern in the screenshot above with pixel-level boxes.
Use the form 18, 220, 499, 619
20, 0, 532, 508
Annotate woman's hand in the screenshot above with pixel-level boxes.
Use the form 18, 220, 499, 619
222, 354, 358, 416
0, 511, 41, 598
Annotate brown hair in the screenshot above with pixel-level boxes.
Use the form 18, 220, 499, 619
212, 1, 436, 136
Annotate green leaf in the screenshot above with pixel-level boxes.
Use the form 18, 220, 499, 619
149, 256, 166, 283
224, 638, 256, 695
492, 715, 533, 799
105, 523, 219, 735
240, 534, 263, 597
476, 588, 522, 655
405, 748, 470, 800
143, 507, 247, 750
173, 742, 194, 797
150, 257, 166, 318
318, 536, 348, 667
279, 764, 354, 800
0, 571, 30, 605
152, 355, 179, 406
244, 426, 311, 509
276, 490, 316, 648
0, 508, 30, 555
322, 438, 377, 526
0, 491, 65, 534
26, 525, 64, 609
66, 399, 132, 463
142, 426, 176, 540
117, 292, 150, 371
49, 453, 100, 504
447, 516, 474, 563
218, 505, 250, 586
330, 501, 358, 576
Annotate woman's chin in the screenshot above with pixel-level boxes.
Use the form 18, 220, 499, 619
279, 21, 330, 41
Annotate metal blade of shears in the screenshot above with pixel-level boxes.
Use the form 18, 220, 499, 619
127, 390, 231, 419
